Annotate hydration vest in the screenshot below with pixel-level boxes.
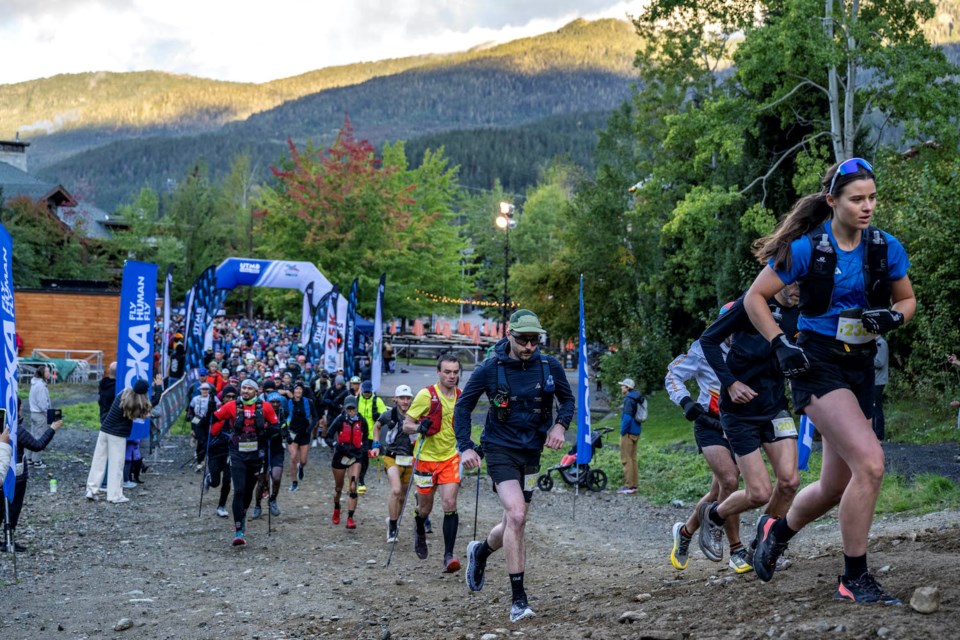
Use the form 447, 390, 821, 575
798, 225, 891, 318
230, 400, 265, 448
337, 415, 364, 449
494, 355, 556, 430
424, 385, 461, 436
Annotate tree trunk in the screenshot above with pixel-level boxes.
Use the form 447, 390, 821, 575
843, 0, 860, 159
825, 0, 844, 161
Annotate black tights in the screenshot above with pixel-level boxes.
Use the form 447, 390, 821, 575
230, 456, 260, 527
207, 450, 231, 508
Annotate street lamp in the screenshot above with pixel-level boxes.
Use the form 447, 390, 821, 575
496, 202, 516, 336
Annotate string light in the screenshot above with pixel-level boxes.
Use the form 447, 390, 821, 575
406, 289, 519, 308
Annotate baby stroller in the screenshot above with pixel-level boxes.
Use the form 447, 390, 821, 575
537, 427, 613, 492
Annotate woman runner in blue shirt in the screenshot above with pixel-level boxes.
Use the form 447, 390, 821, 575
743, 158, 915, 604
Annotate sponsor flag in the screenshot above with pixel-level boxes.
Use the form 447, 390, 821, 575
323, 286, 341, 373
371, 274, 385, 392
116, 261, 158, 440
0, 223, 19, 497
185, 266, 217, 371
344, 279, 358, 378
576, 275, 592, 464
160, 265, 173, 381
798, 415, 814, 471
300, 282, 314, 349
308, 290, 332, 364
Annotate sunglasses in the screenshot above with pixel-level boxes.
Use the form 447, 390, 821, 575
510, 332, 540, 346
828, 157, 874, 195
224, 394, 237, 399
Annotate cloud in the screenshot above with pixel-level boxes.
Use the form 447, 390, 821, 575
0, 1, 648, 85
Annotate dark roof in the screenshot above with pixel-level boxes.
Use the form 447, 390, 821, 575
0, 161, 76, 206
59, 200, 128, 239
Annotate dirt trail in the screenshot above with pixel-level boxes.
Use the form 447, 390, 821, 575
2, 428, 958, 640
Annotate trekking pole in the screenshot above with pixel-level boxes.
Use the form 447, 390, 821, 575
197, 425, 212, 518
266, 444, 272, 537
472, 446, 484, 541
4, 498, 17, 582
386, 438, 424, 568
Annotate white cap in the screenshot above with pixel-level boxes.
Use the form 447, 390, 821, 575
617, 378, 635, 389
393, 384, 414, 398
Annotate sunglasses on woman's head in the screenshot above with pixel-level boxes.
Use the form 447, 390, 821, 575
829, 157, 874, 195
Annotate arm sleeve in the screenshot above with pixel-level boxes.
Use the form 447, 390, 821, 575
453, 361, 489, 452
551, 359, 575, 428
664, 349, 698, 406
0, 442, 10, 481
699, 299, 746, 390
17, 425, 56, 452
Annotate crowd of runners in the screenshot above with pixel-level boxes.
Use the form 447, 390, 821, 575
75, 158, 915, 621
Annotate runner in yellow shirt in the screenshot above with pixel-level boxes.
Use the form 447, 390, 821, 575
403, 354, 462, 572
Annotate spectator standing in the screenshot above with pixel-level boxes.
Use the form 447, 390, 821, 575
99, 362, 118, 419
873, 337, 889, 441
86, 379, 153, 504
617, 378, 643, 495
27, 364, 52, 469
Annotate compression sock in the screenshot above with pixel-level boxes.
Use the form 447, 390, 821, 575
334, 501, 341, 511
843, 553, 868, 580
708, 504, 725, 526
476, 539, 495, 563
414, 510, 426, 535
772, 517, 799, 543
348, 510, 355, 518
729, 541, 744, 554
509, 573, 527, 604
389, 519, 398, 532
443, 511, 459, 556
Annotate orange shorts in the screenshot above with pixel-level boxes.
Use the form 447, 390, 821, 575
412, 454, 461, 495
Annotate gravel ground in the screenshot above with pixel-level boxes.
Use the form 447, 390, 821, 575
1, 423, 959, 640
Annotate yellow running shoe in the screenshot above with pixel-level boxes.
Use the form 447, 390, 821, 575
357, 484, 367, 495
670, 522, 691, 570
728, 547, 753, 574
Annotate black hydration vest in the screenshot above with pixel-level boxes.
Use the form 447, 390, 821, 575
493, 356, 556, 430
230, 400, 266, 450
798, 225, 891, 317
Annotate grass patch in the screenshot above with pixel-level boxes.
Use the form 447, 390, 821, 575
877, 472, 960, 514
62, 402, 101, 430
884, 395, 960, 444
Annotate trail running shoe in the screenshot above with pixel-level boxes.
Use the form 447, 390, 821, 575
509, 599, 535, 623
753, 515, 788, 582
465, 540, 486, 591
297, 464, 304, 481
332, 508, 341, 525
617, 487, 637, 495
696, 501, 724, 562
251, 505, 263, 520
357, 484, 367, 495
232, 531, 246, 546
269, 500, 281, 517
216, 506, 229, 518
289, 482, 298, 492
834, 572, 901, 605
443, 553, 461, 573
424, 517, 433, 534
346, 517, 356, 530
670, 522, 691, 570
728, 547, 753, 574
414, 527, 428, 559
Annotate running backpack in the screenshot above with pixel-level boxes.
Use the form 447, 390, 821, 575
425, 385, 461, 436
337, 417, 364, 449
632, 394, 648, 423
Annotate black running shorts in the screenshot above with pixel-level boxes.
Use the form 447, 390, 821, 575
790, 331, 876, 418
484, 444, 541, 504
291, 431, 312, 446
720, 414, 797, 458
693, 414, 734, 456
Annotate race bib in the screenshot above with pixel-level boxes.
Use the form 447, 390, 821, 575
523, 472, 539, 492
836, 309, 877, 345
339, 456, 356, 466
772, 415, 798, 438
395, 455, 413, 467
15, 462, 24, 476
414, 472, 434, 489
238, 441, 258, 452
191, 417, 201, 425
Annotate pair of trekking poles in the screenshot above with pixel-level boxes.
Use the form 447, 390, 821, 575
385, 438, 483, 567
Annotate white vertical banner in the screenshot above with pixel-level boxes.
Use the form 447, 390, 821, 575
371, 274, 385, 392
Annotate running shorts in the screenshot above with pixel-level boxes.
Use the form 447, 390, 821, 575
291, 430, 312, 446
484, 444, 541, 504
331, 447, 362, 470
383, 455, 413, 487
720, 413, 797, 458
412, 453, 460, 495
790, 331, 876, 418
693, 414, 734, 456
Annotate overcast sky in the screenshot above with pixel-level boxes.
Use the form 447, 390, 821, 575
0, 1, 647, 85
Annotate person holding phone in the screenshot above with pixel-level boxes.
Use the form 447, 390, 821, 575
2, 398, 62, 552
27, 364, 53, 469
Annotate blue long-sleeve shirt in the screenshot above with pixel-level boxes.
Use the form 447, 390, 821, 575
620, 389, 643, 436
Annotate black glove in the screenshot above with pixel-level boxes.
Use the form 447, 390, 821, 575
679, 396, 704, 422
861, 308, 904, 334
771, 333, 810, 378
417, 418, 432, 435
